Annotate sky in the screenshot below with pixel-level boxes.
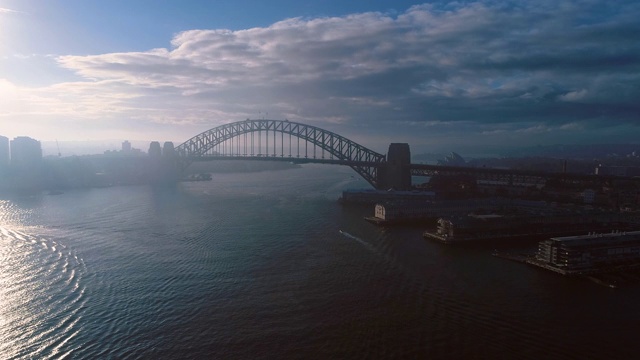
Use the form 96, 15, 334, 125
1, 0, 639, 154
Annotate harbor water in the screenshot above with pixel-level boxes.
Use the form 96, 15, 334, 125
1, 164, 639, 359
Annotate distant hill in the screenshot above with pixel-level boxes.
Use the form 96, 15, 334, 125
413, 144, 640, 175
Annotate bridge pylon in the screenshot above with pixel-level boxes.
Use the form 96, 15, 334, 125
377, 143, 412, 190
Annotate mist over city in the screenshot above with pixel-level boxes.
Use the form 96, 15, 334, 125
1, 1, 640, 359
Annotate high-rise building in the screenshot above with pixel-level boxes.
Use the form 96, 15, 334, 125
162, 142, 175, 158
10, 136, 42, 168
122, 140, 132, 153
148, 141, 161, 158
0, 135, 9, 167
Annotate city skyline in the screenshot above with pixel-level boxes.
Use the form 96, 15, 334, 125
1, 0, 639, 154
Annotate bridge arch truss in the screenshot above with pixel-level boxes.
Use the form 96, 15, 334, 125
175, 119, 386, 188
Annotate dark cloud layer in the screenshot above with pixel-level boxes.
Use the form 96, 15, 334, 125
12, 0, 640, 148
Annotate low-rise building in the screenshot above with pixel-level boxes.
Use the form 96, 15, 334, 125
340, 189, 435, 205
536, 231, 640, 274
424, 211, 632, 244
371, 198, 503, 224
370, 198, 551, 225
596, 165, 640, 177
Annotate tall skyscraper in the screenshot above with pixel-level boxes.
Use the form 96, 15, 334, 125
148, 141, 162, 158
122, 140, 132, 153
162, 142, 175, 158
0, 135, 9, 167
10, 136, 42, 168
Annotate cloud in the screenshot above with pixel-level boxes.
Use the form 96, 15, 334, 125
0, 7, 25, 15
558, 89, 588, 102
6, 1, 640, 147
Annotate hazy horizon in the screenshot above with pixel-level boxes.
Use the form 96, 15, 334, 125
34, 138, 639, 159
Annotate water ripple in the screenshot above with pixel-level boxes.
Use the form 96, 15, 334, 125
0, 226, 87, 360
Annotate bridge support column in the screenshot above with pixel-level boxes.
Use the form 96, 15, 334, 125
377, 143, 411, 190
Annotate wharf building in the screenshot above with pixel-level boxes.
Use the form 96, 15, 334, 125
369, 198, 549, 225
341, 189, 436, 205
423, 210, 632, 244
596, 165, 640, 177
534, 231, 640, 275
369, 198, 504, 225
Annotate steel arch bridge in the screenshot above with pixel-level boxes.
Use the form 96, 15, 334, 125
175, 119, 387, 188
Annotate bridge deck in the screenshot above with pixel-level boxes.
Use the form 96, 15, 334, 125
190, 155, 380, 167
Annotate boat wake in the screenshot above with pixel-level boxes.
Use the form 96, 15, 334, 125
339, 230, 376, 252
